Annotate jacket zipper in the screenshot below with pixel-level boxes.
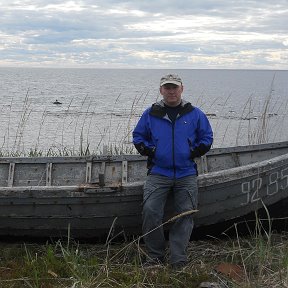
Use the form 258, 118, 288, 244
172, 121, 176, 178
165, 117, 176, 178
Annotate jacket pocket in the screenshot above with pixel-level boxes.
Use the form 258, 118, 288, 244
188, 137, 194, 151
154, 139, 172, 168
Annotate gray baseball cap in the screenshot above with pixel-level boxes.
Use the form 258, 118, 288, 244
160, 74, 182, 86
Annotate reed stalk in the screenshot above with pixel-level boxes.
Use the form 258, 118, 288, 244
60, 96, 75, 149
72, 94, 89, 155
2, 219, 288, 287
12, 89, 32, 154
1, 75, 288, 157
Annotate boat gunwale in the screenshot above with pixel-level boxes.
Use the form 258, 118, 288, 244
0, 140, 288, 163
199, 152, 288, 186
207, 140, 288, 156
0, 153, 288, 193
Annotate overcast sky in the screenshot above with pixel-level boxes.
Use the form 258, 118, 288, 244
1, 0, 287, 69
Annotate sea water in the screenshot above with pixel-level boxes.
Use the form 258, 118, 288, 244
0, 68, 287, 155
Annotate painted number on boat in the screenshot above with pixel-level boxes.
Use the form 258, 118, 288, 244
241, 167, 288, 205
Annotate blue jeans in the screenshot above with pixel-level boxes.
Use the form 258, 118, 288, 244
142, 174, 198, 265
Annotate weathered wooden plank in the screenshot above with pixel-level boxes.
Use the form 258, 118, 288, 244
0, 216, 142, 238
51, 163, 86, 186
8, 163, 15, 187
46, 163, 52, 186
0, 199, 142, 217
122, 161, 128, 184
86, 161, 92, 183
0, 164, 9, 187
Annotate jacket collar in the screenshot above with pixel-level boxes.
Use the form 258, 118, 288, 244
149, 100, 194, 118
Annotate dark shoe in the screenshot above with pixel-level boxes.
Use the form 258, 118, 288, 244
142, 257, 164, 268
199, 282, 225, 288
171, 261, 188, 271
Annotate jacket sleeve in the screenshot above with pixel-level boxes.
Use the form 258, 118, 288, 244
191, 109, 213, 159
132, 109, 155, 157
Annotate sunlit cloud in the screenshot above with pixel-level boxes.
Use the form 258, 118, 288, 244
0, 0, 287, 69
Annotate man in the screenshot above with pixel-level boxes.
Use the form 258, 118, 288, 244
133, 73, 213, 269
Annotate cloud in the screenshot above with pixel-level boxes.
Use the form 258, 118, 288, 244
0, 0, 287, 68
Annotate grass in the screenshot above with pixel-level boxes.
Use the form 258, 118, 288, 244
0, 207, 286, 288
2, 222, 288, 288
1, 72, 288, 157
0, 239, 205, 288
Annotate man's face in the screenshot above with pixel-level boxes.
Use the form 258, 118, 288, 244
160, 83, 183, 107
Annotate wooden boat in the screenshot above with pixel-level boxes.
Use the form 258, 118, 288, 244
1, 141, 288, 239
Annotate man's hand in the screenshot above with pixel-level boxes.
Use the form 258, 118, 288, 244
135, 142, 155, 157
190, 143, 211, 159
190, 149, 200, 160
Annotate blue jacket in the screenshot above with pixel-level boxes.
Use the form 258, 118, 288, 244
133, 100, 213, 178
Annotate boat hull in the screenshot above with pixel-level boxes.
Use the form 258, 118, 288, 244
1, 141, 288, 238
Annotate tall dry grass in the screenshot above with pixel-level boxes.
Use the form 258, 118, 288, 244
1, 79, 288, 157
2, 214, 288, 287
